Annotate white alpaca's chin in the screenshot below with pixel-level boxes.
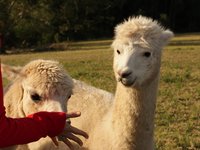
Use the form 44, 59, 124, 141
120, 77, 137, 87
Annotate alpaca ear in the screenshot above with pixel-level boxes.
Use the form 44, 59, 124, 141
160, 30, 174, 46
1, 64, 21, 81
4, 77, 24, 116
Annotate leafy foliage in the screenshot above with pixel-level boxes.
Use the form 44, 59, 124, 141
0, 0, 200, 49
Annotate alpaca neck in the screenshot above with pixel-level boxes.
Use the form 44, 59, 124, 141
112, 77, 159, 149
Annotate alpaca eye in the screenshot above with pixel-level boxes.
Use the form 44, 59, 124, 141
116, 50, 121, 54
68, 95, 71, 99
31, 93, 41, 102
143, 52, 151, 57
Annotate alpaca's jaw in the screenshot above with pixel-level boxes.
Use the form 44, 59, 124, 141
119, 76, 137, 87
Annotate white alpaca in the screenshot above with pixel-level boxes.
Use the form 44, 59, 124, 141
68, 16, 174, 149
2, 59, 73, 150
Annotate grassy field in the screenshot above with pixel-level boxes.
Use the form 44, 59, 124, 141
1, 34, 200, 150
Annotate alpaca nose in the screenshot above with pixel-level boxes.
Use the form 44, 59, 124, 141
121, 71, 132, 78
118, 70, 132, 78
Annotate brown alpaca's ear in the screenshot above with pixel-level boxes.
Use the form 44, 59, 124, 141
4, 78, 24, 117
160, 30, 174, 47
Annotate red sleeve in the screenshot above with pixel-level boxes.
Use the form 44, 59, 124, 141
0, 63, 66, 148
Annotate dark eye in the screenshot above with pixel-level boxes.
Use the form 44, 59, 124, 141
31, 93, 41, 102
143, 52, 151, 57
116, 50, 121, 54
68, 95, 71, 99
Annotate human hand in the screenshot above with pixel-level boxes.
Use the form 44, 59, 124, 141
51, 112, 88, 149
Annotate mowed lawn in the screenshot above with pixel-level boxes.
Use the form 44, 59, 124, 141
1, 34, 200, 150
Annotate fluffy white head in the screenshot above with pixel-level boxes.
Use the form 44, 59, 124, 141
112, 16, 174, 88
16, 59, 73, 115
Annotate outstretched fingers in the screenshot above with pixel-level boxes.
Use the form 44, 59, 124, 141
63, 138, 74, 150
69, 125, 89, 139
66, 112, 81, 119
66, 133, 83, 146
55, 111, 89, 149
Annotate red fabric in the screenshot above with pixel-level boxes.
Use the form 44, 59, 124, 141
0, 63, 66, 148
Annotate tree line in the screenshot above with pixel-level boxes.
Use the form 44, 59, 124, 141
0, 0, 200, 52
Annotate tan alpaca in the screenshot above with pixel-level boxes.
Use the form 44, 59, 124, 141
2, 59, 73, 150
68, 16, 174, 149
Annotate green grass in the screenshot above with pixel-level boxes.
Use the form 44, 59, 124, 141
1, 34, 200, 149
